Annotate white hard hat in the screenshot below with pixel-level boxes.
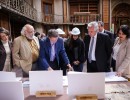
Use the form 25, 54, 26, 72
71, 27, 80, 35
56, 28, 65, 34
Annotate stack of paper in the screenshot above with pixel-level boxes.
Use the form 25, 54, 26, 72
105, 72, 128, 82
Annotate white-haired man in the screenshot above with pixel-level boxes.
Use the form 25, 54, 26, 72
13, 24, 40, 77
84, 21, 112, 72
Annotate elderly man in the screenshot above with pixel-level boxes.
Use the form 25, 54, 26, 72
84, 21, 112, 72
13, 24, 40, 77
38, 29, 72, 71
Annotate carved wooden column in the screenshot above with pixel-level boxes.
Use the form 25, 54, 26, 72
63, 0, 68, 37
102, 0, 110, 30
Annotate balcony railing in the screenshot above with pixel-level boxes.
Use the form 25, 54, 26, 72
70, 13, 101, 24
42, 14, 63, 24
0, 0, 37, 21
41, 13, 101, 24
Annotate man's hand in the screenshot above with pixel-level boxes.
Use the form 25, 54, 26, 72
47, 67, 53, 71
67, 64, 73, 71
73, 61, 80, 65
116, 71, 123, 77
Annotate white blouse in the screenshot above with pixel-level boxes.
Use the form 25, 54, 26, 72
112, 41, 121, 60
2, 41, 11, 71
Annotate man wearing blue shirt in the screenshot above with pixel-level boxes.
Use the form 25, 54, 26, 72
38, 29, 72, 71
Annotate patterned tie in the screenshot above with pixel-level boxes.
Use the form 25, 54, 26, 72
50, 43, 55, 61
88, 37, 94, 63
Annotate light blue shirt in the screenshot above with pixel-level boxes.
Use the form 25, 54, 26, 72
50, 43, 55, 61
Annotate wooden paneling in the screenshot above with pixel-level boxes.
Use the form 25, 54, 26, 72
70, 5, 79, 15
103, 0, 109, 23
42, 0, 53, 4
70, 1, 99, 16
0, 13, 9, 31
63, 0, 67, 23
102, 0, 110, 30
69, 1, 99, 23
63, 25, 68, 38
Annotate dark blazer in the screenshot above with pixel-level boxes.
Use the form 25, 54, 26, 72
104, 30, 114, 44
65, 38, 85, 64
38, 37, 70, 70
0, 40, 13, 71
84, 32, 112, 72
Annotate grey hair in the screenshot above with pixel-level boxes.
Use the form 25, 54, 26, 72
21, 24, 33, 36
87, 21, 99, 32
21, 25, 27, 36
98, 21, 104, 27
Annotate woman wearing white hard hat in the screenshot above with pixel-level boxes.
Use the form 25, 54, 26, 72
65, 27, 85, 72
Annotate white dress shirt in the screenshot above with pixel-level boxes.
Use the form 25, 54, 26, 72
101, 29, 105, 33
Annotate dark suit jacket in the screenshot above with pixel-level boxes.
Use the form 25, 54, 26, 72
104, 30, 114, 44
0, 40, 13, 71
84, 32, 112, 72
65, 38, 85, 64
38, 37, 70, 70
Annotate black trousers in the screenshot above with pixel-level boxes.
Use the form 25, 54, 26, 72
111, 58, 116, 71
49, 58, 59, 70
87, 61, 98, 72
60, 63, 67, 76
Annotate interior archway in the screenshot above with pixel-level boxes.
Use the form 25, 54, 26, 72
112, 3, 130, 33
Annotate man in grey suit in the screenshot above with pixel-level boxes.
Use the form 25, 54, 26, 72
84, 21, 112, 72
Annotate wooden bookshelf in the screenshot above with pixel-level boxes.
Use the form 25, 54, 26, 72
70, 0, 98, 15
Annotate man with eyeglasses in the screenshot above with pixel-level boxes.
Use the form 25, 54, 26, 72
12, 24, 40, 77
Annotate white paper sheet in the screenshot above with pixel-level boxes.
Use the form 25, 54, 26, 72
22, 76, 68, 87
22, 80, 30, 88
0, 72, 16, 82
63, 76, 68, 86
67, 72, 105, 99
29, 71, 63, 95
16, 77, 22, 81
105, 72, 128, 82
0, 81, 24, 100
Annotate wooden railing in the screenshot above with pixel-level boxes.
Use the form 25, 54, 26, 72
0, 0, 37, 21
0, 0, 100, 24
42, 14, 63, 24
70, 12, 101, 24
41, 13, 101, 24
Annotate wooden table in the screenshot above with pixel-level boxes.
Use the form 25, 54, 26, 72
23, 78, 130, 100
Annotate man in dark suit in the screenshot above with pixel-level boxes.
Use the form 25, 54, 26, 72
98, 21, 114, 44
84, 21, 112, 72
38, 29, 72, 71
